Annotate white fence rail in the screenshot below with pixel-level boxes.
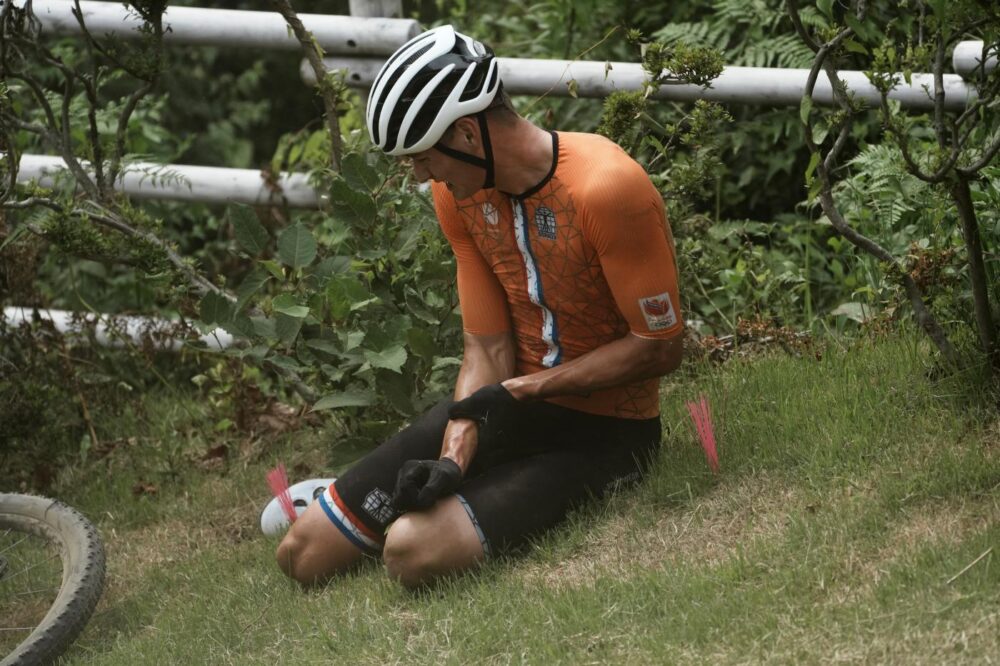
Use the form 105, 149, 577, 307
3, 307, 233, 350
24, 0, 419, 55
313, 55, 978, 111
16, 154, 321, 208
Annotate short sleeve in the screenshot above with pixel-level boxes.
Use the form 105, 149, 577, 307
579, 167, 683, 339
432, 183, 512, 335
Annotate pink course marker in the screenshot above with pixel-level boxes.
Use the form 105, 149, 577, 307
266, 463, 297, 524
686, 395, 720, 474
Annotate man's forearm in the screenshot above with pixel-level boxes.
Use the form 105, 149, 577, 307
441, 331, 517, 471
502, 333, 682, 402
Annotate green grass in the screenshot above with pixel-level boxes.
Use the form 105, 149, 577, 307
36, 335, 1000, 664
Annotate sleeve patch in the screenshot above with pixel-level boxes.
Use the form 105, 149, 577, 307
639, 292, 678, 331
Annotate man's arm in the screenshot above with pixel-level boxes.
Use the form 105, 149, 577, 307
501, 332, 682, 402
440, 331, 517, 472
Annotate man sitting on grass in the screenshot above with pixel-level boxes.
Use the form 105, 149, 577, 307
264, 24, 684, 588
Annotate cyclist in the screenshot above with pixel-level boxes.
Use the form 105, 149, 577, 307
266, 24, 684, 587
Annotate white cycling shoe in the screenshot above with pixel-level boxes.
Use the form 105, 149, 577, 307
259, 477, 336, 536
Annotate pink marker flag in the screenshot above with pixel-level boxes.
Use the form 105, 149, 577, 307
686, 395, 720, 474
266, 463, 297, 524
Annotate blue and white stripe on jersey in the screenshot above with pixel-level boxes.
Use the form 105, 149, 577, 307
512, 200, 562, 367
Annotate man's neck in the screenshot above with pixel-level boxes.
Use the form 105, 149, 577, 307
490, 118, 555, 195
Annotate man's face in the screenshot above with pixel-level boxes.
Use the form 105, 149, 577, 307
403, 127, 484, 200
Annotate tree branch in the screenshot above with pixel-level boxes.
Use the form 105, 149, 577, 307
268, 0, 342, 171
4, 196, 63, 211
79, 204, 228, 299
792, 0, 959, 366
785, 0, 820, 53
71, 0, 107, 195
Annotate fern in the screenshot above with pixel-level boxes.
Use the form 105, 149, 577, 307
654, 0, 820, 69
834, 143, 932, 233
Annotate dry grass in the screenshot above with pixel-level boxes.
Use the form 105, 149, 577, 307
519, 472, 804, 589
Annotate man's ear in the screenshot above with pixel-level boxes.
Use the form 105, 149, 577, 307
451, 116, 480, 145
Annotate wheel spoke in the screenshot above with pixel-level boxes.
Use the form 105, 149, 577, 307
0, 550, 60, 582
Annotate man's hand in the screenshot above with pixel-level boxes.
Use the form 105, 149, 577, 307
448, 383, 526, 453
391, 457, 463, 511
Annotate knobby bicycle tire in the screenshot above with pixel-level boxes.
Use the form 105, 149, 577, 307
0, 494, 105, 666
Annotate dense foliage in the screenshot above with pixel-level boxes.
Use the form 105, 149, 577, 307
1, 0, 998, 486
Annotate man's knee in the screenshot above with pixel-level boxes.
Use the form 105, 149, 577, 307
275, 530, 313, 584
383, 499, 485, 589
273, 501, 369, 585
383, 515, 434, 588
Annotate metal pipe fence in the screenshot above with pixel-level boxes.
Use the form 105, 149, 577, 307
22, 0, 419, 55
312, 55, 977, 111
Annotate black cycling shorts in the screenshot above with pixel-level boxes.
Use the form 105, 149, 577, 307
318, 399, 661, 557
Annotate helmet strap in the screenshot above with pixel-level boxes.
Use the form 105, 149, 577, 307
432, 112, 496, 190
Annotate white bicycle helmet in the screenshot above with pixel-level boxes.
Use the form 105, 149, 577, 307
366, 25, 500, 156
367, 25, 502, 189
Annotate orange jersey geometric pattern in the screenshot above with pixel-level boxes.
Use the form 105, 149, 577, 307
433, 131, 683, 419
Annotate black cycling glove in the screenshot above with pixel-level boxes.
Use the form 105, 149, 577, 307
447, 383, 527, 451
391, 457, 463, 511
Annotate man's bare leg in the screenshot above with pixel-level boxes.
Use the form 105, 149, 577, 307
277, 494, 485, 587
276, 500, 368, 584
383, 495, 485, 589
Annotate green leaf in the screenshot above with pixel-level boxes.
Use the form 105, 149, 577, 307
843, 38, 868, 55
843, 13, 878, 43
235, 269, 270, 313
310, 256, 351, 280
275, 313, 303, 344
812, 122, 830, 146
312, 392, 375, 411
230, 207, 269, 256
272, 294, 310, 318
199, 291, 234, 326
329, 178, 377, 225
817, 0, 833, 19
260, 259, 285, 280
277, 224, 317, 269
221, 314, 254, 338
364, 345, 407, 373
251, 316, 278, 339
267, 355, 304, 373
799, 96, 813, 126
407, 327, 437, 360
377, 369, 414, 415
805, 152, 821, 185
320, 364, 346, 382
341, 153, 382, 192
342, 330, 366, 351
305, 338, 341, 356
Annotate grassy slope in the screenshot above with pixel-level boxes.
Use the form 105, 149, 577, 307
51, 335, 999, 665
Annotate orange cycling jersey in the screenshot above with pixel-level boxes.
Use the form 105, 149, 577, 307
433, 131, 683, 419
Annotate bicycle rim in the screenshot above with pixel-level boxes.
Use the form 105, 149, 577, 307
0, 494, 105, 666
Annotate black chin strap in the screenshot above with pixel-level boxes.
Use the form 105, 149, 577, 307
432, 112, 496, 190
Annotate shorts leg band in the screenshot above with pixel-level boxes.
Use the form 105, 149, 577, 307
319, 485, 383, 555
455, 493, 493, 559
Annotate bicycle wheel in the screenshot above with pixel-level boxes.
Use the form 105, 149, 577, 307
0, 494, 105, 666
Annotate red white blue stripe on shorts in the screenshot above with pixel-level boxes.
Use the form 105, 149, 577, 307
319, 484, 382, 555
